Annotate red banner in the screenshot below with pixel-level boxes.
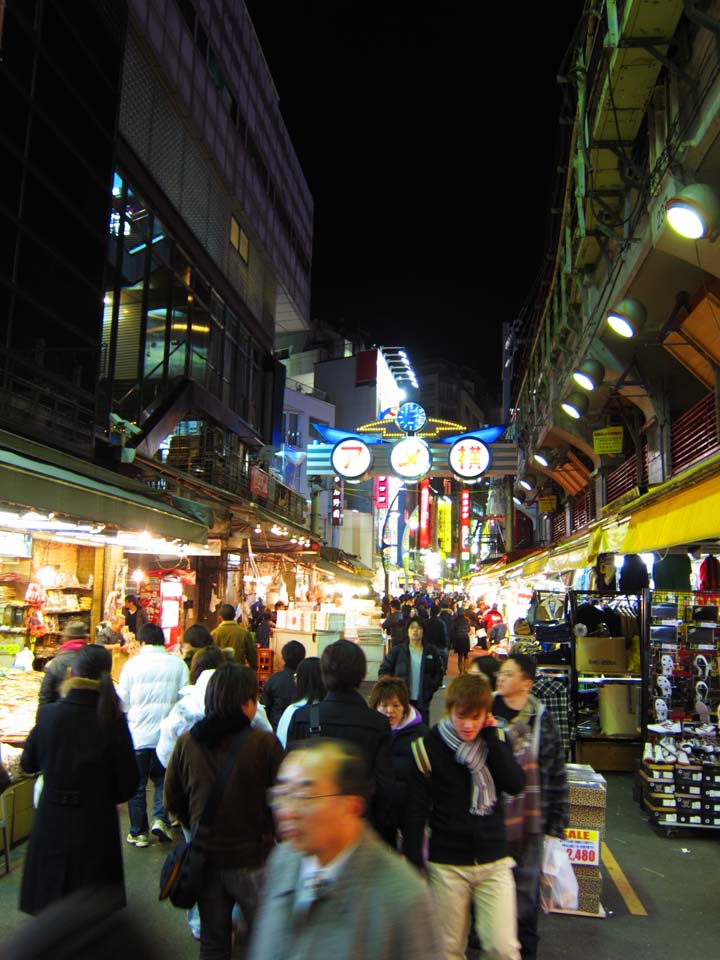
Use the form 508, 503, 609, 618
374, 476, 389, 509
460, 489, 471, 560
419, 479, 430, 550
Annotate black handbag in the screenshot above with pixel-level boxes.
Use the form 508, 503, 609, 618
159, 728, 251, 908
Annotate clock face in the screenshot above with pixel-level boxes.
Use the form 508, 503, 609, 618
390, 437, 432, 480
396, 402, 427, 433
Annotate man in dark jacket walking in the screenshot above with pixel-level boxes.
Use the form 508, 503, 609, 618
382, 599, 405, 648
287, 640, 397, 834
378, 619, 443, 725
37, 620, 89, 712
260, 639, 305, 729
426, 605, 449, 674
493, 653, 569, 960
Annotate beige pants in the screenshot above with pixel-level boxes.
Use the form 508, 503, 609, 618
427, 857, 521, 960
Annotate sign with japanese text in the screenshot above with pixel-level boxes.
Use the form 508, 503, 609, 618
460, 489, 471, 560
538, 495, 557, 514
561, 827, 600, 867
390, 436, 432, 480
437, 500, 452, 555
419, 478, 430, 550
592, 426, 623, 455
374, 476, 389, 509
250, 465, 269, 498
448, 436, 491, 480
330, 438, 372, 480
331, 477, 344, 526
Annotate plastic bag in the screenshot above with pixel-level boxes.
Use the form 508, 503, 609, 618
540, 836, 579, 912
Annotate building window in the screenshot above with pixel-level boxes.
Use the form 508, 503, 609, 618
230, 215, 249, 263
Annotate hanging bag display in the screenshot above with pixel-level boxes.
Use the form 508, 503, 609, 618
159, 728, 251, 908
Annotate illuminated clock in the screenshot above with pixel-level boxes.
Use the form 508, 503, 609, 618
396, 402, 427, 433
390, 436, 432, 480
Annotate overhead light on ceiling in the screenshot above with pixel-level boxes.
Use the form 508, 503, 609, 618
607, 298, 646, 339
533, 447, 552, 468
665, 182, 720, 240
512, 489, 526, 506
561, 391, 590, 419
519, 473, 537, 492
572, 359, 605, 391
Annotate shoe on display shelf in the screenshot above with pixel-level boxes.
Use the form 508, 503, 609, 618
127, 832, 149, 848
694, 655, 710, 681
643, 742, 654, 762
656, 676, 673, 697
647, 719, 682, 735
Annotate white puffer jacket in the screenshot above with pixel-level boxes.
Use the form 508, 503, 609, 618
117, 645, 189, 750
155, 668, 273, 768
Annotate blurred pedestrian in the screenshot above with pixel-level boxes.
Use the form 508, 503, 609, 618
180, 623, 213, 671
212, 604, 257, 669
261, 640, 305, 729
248, 740, 443, 960
20, 645, 138, 915
37, 620, 89, 711
453, 609, 472, 674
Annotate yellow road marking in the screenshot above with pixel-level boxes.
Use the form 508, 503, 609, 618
601, 841, 648, 916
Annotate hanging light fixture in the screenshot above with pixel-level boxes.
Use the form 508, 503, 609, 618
572, 359, 605, 391
607, 298, 646, 339
561, 392, 590, 419
519, 473, 537, 492
512, 489, 526, 507
533, 447, 551, 468
665, 183, 720, 240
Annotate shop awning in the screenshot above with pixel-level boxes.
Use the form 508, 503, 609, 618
0, 448, 208, 544
314, 558, 374, 588
621, 474, 720, 553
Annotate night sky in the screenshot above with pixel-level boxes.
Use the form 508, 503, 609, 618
245, 2, 583, 395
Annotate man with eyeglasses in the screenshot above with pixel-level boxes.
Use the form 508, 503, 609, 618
248, 739, 443, 960
494, 653, 569, 960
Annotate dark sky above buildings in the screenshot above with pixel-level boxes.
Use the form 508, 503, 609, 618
246, 2, 583, 394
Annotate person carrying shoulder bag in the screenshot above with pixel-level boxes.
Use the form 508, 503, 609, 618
164, 663, 284, 960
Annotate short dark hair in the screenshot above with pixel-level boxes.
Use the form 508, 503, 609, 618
71, 644, 122, 726
189, 644, 225, 685
218, 603, 236, 621
295, 656, 326, 703
138, 622, 165, 646
205, 663, 257, 718
183, 624, 213, 649
281, 640, 306, 670
368, 675, 410, 715
468, 656, 501, 689
320, 639, 366, 692
290, 739, 369, 801
390, 599, 401, 611
124, 594, 138, 605
508, 652, 537, 681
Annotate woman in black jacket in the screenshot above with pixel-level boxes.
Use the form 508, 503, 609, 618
378, 619, 444, 725
405, 673, 525, 960
20, 645, 139, 915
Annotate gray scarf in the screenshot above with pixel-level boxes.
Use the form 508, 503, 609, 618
438, 717, 497, 815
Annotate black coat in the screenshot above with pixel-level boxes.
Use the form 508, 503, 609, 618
378, 642, 444, 708
287, 690, 397, 831
20, 686, 139, 915
260, 666, 298, 729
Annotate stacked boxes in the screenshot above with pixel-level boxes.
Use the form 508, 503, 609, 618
565, 764, 606, 914
640, 760, 677, 822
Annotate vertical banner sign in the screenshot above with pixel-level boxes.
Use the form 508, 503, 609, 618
374, 476, 389, 509
419, 479, 430, 550
331, 477, 344, 526
437, 500, 452, 555
460, 489, 471, 560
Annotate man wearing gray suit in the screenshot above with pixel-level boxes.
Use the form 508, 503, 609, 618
248, 739, 443, 960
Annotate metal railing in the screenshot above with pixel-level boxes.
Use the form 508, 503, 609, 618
671, 391, 720, 475
605, 445, 649, 505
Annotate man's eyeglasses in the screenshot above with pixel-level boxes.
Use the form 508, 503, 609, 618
266, 787, 342, 808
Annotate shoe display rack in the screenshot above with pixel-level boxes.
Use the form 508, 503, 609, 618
641, 589, 720, 834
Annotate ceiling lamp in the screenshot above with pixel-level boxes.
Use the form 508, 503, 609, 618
518, 473, 537, 492
607, 298, 646, 339
533, 447, 551, 468
512, 489, 526, 506
572, 359, 605, 391
561, 392, 590, 419
665, 183, 720, 240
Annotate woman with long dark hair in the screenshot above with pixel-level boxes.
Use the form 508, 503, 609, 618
164, 663, 284, 959
20, 644, 138, 915
275, 656, 326, 747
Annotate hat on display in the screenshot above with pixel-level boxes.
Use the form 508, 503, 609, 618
62, 619, 89, 639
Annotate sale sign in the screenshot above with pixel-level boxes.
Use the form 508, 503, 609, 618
561, 827, 600, 866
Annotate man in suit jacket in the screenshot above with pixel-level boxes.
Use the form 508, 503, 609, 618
248, 740, 443, 960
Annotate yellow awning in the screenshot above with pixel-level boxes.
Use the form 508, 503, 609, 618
621, 474, 720, 553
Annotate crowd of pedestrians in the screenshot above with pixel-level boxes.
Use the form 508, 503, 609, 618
13, 591, 567, 960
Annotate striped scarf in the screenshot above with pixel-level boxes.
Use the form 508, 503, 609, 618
502, 698, 542, 851
437, 717, 497, 815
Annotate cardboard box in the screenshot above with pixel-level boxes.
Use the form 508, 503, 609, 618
4, 777, 36, 844
643, 789, 676, 809
576, 636, 626, 674
677, 812, 703, 825
676, 793, 702, 812
599, 684, 640, 736
566, 764, 606, 834
574, 867, 602, 914
643, 762, 674, 780
639, 770, 674, 793
675, 766, 703, 787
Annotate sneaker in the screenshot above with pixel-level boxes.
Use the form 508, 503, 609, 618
643, 742, 654, 762
647, 719, 682, 734
127, 832, 149, 847
151, 818, 172, 842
